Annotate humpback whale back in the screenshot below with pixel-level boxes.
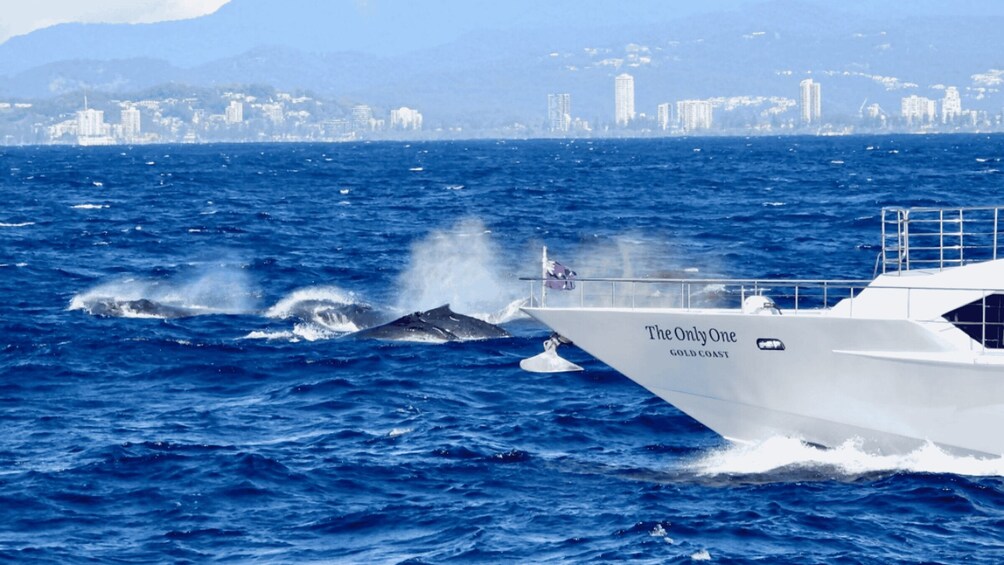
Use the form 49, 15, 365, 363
352, 304, 510, 343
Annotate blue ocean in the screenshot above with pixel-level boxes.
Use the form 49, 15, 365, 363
2, 136, 1004, 563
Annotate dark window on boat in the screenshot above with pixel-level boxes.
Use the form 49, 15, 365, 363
943, 294, 1004, 348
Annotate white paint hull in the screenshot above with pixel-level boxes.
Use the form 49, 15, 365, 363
523, 307, 1004, 457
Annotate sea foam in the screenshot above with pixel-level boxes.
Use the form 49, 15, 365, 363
690, 436, 1004, 478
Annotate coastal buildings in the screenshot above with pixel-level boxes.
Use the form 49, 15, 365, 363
942, 87, 962, 123
10, 70, 1004, 146
225, 101, 243, 124
901, 95, 937, 124
800, 79, 822, 124
614, 73, 635, 127
657, 103, 671, 131
75, 100, 115, 145
547, 93, 571, 133
391, 106, 423, 130
352, 104, 374, 131
120, 106, 141, 141
676, 100, 714, 131
77, 107, 106, 138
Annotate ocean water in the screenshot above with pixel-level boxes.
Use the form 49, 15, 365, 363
2, 136, 1004, 563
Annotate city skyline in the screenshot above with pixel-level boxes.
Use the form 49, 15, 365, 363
3, 1, 1004, 144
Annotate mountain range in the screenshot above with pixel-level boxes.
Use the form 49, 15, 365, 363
1, 0, 1002, 126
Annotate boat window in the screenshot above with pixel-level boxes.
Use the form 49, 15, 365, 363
943, 294, 1004, 349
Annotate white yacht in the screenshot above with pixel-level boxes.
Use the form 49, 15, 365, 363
522, 206, 1004, 458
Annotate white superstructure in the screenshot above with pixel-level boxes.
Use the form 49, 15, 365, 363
523, 206, 1004, 457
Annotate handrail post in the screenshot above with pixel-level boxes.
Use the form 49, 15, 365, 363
959, 208, 965, 265
903, 209, 910, 272
939, 209, 944, 271
794, 284, 799, 313
982, 290, 987, 352
823, 281, 828, 309
881, 208, 887, 274
995, 208, 1000, 260
631, 281, 636, 309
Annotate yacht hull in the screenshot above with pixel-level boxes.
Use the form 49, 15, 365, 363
523, 307, 1004, 457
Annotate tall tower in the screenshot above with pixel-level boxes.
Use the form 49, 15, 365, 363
657, 103, 671, 130
800, 79, 822, 124
121, 106, 141, 140
225, 100, 243, 124
547, 93, 571, 133
942, 87, 962, 123
615, 73, 635, 127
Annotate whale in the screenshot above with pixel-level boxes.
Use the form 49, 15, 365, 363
82, 297, 198, 319
351, 304, 510, 343
281, 299, 387, 332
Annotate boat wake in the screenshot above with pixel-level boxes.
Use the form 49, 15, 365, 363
689, 436, 1004, 478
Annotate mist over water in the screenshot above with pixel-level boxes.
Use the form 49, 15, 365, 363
69, 263, 258, 317
395, 217, 525, 322
3, 138, 1004, 563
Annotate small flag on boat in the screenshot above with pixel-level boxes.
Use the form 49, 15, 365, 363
545, 260, 577, 290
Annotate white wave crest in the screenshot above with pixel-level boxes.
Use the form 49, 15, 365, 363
0, 221, 35, 228
264, 286, 376, 333
690, 436, 1004, 477
481, 297, 529, 324
242, 330, 296, 341
265, 286, 360, 319
72, 204, 108, 210
292, 323, 334, 342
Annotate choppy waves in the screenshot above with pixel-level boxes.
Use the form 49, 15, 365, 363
5, 138, 1004, 562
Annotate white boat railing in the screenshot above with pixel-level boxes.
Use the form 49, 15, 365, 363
524, 276, 872, 312
522, 276, 1004, 350
881, 205, 1004, 274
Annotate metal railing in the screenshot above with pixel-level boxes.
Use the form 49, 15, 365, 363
524, 277, 871, 312
522, 276, 1004, 350
881, 205, 1004, 274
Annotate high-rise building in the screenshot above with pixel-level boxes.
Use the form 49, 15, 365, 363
77, 108, 105, 137
942, 87, 962, 123
121, 106, 141, 140
547, 93, 571, 133
676, 100, 713, 131
800, 79, 822, 124
225, 101, 243, 124
352, 105, 374, 131
657, 103, 672, 131
615, 73, 635, 127
391, 107, 423, 130
901, 95, 937, 124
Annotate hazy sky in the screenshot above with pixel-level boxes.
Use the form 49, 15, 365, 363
0, 0, 231, 43
6, 0, 1004, 47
